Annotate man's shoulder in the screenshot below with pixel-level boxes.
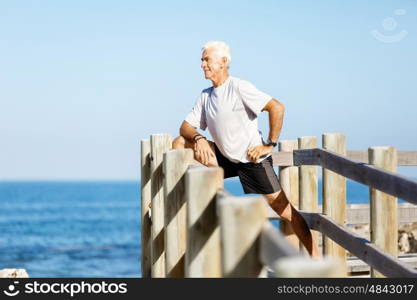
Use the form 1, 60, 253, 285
232, 76, 254, 85
198, 76, 251, 95
196, 87, 212, 104
229, 76, 252, 90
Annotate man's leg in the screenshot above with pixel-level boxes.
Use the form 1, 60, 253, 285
172, 136, 219, 167
264, 189, 319, 258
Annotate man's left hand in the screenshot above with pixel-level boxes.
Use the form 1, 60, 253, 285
247, 145, 274, 163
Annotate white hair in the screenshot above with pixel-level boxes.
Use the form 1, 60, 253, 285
202, 41, 231, 66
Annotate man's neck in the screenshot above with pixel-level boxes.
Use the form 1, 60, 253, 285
211, 72, 229, 88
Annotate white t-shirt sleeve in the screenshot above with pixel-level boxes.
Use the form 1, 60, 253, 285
184, 94, 207, 130
237, 79, 272, 116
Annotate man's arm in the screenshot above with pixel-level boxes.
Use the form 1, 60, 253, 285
262, 98, 285, 143
180, 120, 201, 142
247, 98, 285, 162
179, 120, 214, 165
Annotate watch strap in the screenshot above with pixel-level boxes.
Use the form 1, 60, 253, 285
266, 138, 277, 147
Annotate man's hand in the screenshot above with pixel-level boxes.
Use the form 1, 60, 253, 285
247, 145, 273, 163
194, 138, 215, 165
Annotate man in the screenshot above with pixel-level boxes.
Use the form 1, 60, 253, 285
173, 41, 318, 257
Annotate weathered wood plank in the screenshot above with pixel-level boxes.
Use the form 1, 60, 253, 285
369, 146, 398, 278
163, 149, 194, 277
346, 150, 368, 163
348, 254, 417, 273
298, 136, 319, 253
217, 194, 267, 277
185, 167, 223, 278
293, 149, 318, 166
347, 150, 417, 166
268, 203, 417, 224
150, 133, 172, 277
298, 137, 318, 212
302, 212, 417, 277
322, 133, 347, 265
279, 140, 299, 249
348, 203, 417, 224
275, 150, 417, 167
271, 151, 293, 166
140, 139, 152, 278
398, 151, 417, 166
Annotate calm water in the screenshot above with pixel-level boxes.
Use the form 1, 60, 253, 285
0, 178, 411, 277
0, 181, 140, 278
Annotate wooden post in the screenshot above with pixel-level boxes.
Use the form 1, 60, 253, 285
278, 140, 299, 249
185, 167, 224, 277
298, 136, 319, 253
369, 146, 398, 278
150, 133, 172, 277
140, 139, 152, 278
217, 195, 267, 277
163, 149, 194, 277
322, 133, 347, 268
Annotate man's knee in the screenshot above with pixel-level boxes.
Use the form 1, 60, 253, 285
264, 189, 292, 221
172, 135, 186, 149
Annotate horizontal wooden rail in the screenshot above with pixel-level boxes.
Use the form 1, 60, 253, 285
272, 150, 417, 167
346, 203, 417, 225
267, 203, 417, 225
348, 255, 417, 274
348, 150, 417, 166
271, 151, 294, 166
301, 212, 417, 278
292, 148, 417, 205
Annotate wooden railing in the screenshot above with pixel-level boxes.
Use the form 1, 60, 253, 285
272, 133, 417, 277
140, 133, 417, 278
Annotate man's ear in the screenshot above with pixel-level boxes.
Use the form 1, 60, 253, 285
221, 57, 228, 68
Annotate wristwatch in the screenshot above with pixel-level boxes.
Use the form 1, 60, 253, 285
266, 138, 277, 147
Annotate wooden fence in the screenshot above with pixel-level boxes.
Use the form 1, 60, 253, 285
141, 133, 417, 278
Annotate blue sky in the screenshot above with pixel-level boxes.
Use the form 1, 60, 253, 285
1, 0, 416, 180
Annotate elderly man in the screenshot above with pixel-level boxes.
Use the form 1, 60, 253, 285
173, 41, 318, 257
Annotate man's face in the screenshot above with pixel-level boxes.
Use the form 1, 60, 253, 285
201, 48, 225, 80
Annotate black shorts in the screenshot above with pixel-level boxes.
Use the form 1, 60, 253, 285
214, 144, 282, 194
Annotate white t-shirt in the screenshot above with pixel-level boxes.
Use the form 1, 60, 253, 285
185, 76, 272, 163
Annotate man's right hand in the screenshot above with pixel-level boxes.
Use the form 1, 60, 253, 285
194, 138, 215, 165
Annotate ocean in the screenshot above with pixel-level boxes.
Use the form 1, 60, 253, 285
0, 178, 411, 277
0, 181, 140, 278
